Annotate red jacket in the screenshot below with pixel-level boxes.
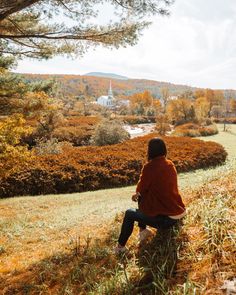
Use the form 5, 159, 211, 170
136, 156, 185, 217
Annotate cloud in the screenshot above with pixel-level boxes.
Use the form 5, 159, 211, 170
15, 0, 236, 89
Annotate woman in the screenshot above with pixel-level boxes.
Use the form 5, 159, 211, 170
115, 138, 186, 254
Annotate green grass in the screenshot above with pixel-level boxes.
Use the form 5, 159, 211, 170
178, 123, 236, 190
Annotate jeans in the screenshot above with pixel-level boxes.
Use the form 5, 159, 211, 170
118, 208, 178, 246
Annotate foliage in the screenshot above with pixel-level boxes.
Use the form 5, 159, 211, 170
194, 97, 210, 121
0, 114, 33, 178
19, 73, 236, 101
0, 133, 227, 197
210, 105, 224, 118
0, 0, 173, 59
119, 115, 156, 124
160, 87, 169, 111
155, 113, 171, 135
33, 138, 67, 155
214, 117, 236, 124
23, 115, 101, 147
0, 56, 59, 117
230, 99, 236, 113
173, 123, 219, 137
91, 119, 130, 146
167, 98, 195, 124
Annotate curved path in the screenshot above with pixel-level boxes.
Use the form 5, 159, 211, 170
0, 124, 235, 275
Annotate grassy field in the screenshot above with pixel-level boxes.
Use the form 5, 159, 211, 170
0, 124, 235, 294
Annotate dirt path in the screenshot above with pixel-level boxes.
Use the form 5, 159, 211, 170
0, 124, 235, 276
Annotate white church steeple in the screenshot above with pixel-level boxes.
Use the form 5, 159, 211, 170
108, 80, 113, 98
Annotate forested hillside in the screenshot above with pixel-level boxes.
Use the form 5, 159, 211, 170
19, 73, 236, 99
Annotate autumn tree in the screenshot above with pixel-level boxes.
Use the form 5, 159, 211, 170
0, 56, 28, 115
179, 90, 194, 100
211, 105, 224, 119
130, 90, 153, 115
160, 87, 169, 112
167, 98, 194, 124
156, 113, 170, 135
0, 0, 173, 59
0, 114, 33, 178
194, 97, 210, 122
205, 89, 224, 117
194, 89, 205, 99
230, 99, 236, 114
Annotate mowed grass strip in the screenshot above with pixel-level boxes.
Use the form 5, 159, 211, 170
1, 170, 235, 294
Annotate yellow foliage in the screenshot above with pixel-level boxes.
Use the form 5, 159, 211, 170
22, 91, 57, 118
130, 90, 153, 107
167, 98, 193, 122
0, 114, 34, 178
194, 97, 210, 120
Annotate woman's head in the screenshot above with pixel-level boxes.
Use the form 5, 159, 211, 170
147, 138, 167, 161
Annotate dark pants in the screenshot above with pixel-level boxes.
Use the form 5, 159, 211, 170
118, 208, 178, 246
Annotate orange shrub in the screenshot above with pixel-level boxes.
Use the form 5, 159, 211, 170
64, 116, 101, 127
214, 117, 236, 124
173, 123, 218, 137
0, 134, 227, 198
24, 116, 101, 146
119, 116, 156, 124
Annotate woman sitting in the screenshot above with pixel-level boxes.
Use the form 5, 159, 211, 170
115, 137, 186, 254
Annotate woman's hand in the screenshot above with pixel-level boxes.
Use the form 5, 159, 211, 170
132, 192, 140, 202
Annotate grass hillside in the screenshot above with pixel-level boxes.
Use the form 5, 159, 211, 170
0, 124, 235, 294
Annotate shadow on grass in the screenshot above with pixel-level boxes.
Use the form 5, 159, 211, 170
1, 219, 190, 295
132, 222, 190, 295
0, 234, 118, 295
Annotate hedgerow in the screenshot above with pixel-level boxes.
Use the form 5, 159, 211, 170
0, 134, 227, 198
214, 117, 236, 124
119, 115, 156, 124
172, 123, 218, 137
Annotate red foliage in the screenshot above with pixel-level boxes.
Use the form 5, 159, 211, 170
214, 117, 236, 124
0, 133, 227, 198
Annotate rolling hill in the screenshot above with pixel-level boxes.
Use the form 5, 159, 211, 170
19, 72, 236, 99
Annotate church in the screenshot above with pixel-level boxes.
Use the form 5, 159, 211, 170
97, 81, 115, 108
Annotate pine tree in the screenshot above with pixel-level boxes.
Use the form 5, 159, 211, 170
0, 0, 173, 59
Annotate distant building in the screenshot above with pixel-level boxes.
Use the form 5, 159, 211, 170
96, 81, 130, 109
97, 81, 115, 108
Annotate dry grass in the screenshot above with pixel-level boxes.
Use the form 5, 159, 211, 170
1, 170, 235, 294
0, 124, 235, 294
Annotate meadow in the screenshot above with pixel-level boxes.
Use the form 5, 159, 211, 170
0, 124, 235, 294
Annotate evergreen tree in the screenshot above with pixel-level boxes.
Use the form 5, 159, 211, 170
0, 0, 173, 59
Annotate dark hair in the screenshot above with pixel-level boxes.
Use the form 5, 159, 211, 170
147, 138, 167, 161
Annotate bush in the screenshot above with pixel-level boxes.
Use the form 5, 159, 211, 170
33, 138, 65, 155
120, 115, 156, 125
0, 133, 227, 198
214, 117, 236, 124
156, 114, 171, 135
53, 127, 93, 146
91, 119, 130, 146
0, 114, 33, 178
23, 116, 101, 147
173, 123, 218, 137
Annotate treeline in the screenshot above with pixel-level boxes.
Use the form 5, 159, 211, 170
19, 73, 236, 100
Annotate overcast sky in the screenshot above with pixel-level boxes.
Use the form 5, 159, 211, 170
16, 0, 236, 89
